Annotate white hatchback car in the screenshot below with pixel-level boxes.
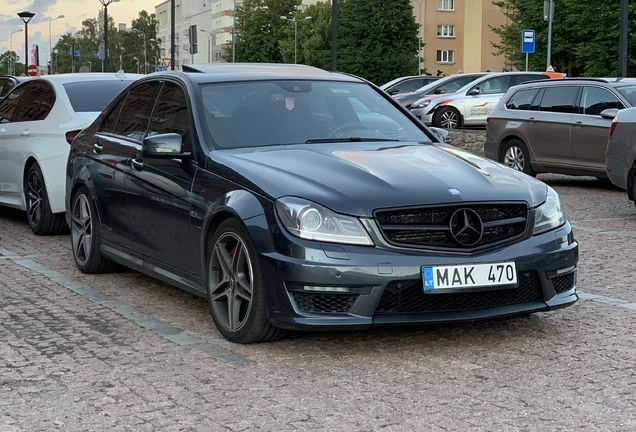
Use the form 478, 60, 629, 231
0, 72, 141, 235
410, 71, 565, 129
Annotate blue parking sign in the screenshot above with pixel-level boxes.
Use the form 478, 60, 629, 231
521, 29, 535, 53
94, 51, 99, 58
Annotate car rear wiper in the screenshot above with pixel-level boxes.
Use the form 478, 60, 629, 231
305, 137, 400, 144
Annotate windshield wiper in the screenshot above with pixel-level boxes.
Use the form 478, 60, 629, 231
305, 137, 400, 144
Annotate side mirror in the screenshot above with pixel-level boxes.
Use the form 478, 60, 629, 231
142, 133, 190, 158
434, 89, 445, 94
388, 88, 399, 95
468, 88, 480, 96
600, 108, 619, 120
429, 126, 452, 144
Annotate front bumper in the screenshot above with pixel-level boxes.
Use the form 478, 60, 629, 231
259, 223, 578, 331
410, 108, 434, 125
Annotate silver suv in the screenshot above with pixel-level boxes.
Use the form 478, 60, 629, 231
485, 78, 636, 177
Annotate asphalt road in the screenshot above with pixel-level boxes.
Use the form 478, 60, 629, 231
2, 173, 636, 431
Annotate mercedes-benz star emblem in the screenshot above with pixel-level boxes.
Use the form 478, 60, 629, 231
449, 208, 483, 246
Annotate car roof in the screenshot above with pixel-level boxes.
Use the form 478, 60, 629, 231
380, 75, 438, 89
170, 63, 363, 84
511, 77, 636, 89
20, 72, 143, 85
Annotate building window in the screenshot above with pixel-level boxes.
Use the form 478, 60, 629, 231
436, 50, 455, 63
438, 0, 455, 11
437, 25, 455, 37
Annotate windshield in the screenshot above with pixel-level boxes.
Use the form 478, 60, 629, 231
615, 85, 636, 104
200, 80, 432, 148
379, 77, 405, 90
414, 74, 486, 95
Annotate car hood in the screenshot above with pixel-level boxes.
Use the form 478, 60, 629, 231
209, 143, 548, 216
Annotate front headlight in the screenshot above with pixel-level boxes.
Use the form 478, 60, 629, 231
533, 186, 566, 235
411, 100, 431, 110
275, 197, 374, 246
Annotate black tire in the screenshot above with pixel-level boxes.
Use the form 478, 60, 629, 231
630, 169, 636, 207
500, 138, 536, 177
206, 219, 286, 344
25, 163, 68, 235
433, 107, 461, 129
70, 186, 118, 273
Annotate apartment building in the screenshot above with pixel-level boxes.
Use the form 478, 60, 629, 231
413, 0, 508, 75
155, 0, 320, 68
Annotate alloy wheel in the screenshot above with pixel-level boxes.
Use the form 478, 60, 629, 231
440, 110, 459, 129
71, 194, 93, 266
208, 232, 254, 332
504, 146, 525, 171
26, 170, 43, 227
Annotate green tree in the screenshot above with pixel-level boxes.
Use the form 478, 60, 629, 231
0, 51, 21, 76
492, 0, 636, 77
338, 0, 420, 85
52, 10, 159, 74
279, 2, 332, 68
228, 0, 301, 63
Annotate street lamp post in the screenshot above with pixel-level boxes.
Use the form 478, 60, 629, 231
232, 0, 236, 63
280, 15, 312, 64
199, 29, 212, 63
10, 29, 23, 75
414, 0, 423, 75
99, 0, 120, 72
49, 15, 64, 74
17, 11, 35, 74
131, 28, 147, 73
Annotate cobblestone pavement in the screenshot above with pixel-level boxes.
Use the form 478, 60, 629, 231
2, 174, 636, 431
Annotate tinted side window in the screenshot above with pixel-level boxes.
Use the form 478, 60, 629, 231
15, 82, 56, 122
476, 76, 511, 95
579, 86, 624, 115
392, 79, 425, 94
148, 82, 191, 151
114, 82, 160, 141
436, 76, 472, 94
0, 84, 29, 123
506, 89, 540, 110
539, 86, 579, 113
0, 78, 16, 98
99, 94, 128, 134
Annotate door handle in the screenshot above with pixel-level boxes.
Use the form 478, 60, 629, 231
93, 142, 104, 154
131, 156, 144, 171
573, 121, 584, 127
20, 130, 29, 137
527, 117, 536, 123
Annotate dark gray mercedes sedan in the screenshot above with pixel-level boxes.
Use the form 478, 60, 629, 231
65, 64, 578, 343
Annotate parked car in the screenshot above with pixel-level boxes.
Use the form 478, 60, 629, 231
380, 75, 440, 96
485, 78, 636, 177
66, 63, 578, 344
0, 72, 142, 235
394, 73, 487, 109
0, 76, 26, 101
605, 107, 636, 205
411, 71, 565, 129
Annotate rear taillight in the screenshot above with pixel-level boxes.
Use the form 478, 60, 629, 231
486, 115, 491, 123
609, 118, 618, 140
66, 130, 81, 145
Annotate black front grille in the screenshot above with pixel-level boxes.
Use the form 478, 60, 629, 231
375, 203, 528, 250
375, 271, 542, 315
290, 291, 359, 314
552, 273, 575, 293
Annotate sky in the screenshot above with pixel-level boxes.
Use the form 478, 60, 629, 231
0, 0, 159, 65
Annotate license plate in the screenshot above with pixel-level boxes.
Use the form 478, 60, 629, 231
422, 262, 517, 291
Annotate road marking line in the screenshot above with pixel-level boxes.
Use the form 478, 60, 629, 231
0, 248, 254, 365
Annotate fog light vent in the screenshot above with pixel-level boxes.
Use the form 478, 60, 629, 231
290, 291, 359, 314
